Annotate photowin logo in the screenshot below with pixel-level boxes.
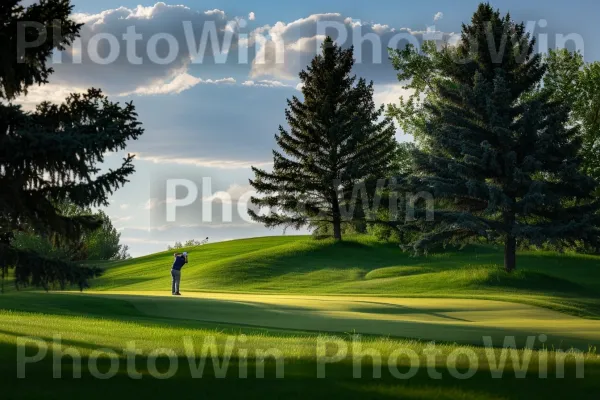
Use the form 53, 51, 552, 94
16, 334, 587, 380
16, 16, 586, 68
147, 177, 435, 228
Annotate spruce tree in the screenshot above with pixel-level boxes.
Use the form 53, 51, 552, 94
391, 3, 600, 271
0, 0, 144, 290
249, 38, 397, 240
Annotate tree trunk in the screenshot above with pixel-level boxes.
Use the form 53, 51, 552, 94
503, 210, 517, 273
504, 235, 516, 273
332, 217, 342, 241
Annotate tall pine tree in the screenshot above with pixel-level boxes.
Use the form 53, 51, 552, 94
0, 0, 143, 290
391, 3, 600, 271
249, 38, 397, 240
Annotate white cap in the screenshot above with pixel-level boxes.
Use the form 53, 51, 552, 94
183, 252, 188, 256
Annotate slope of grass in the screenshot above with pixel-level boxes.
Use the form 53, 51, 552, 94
91, 235, 600, 318
4, 236, 600, 398
2, 292, 599, 400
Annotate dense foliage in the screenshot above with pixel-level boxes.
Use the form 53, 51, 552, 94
544, 49, 600, 182
389, 3, 600, 271
0, 0, 143, 290
12, 209, 130, 262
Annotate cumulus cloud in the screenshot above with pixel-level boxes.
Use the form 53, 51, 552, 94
434, 12, 444, 22
44, 5, 456, 95
248, 13, 456, 84
204, 9, 226, 18
51, 3, 249, 93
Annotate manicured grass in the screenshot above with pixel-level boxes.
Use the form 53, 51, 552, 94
1, 292, 599, 399
4, 235, 600, 398
12, 290, 600, 349
92, 235, 600, 318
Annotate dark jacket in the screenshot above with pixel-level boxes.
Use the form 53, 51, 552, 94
172, 255, 186, 271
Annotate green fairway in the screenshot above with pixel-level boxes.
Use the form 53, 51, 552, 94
92, 235, 600, 318
46, 290, 600, 349
1, 292, 599, 400
3, 235, 600, 399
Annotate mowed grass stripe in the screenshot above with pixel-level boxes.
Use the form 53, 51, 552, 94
66, 291, 600, 349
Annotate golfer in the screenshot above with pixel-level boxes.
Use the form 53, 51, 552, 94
171, 251, 188, 296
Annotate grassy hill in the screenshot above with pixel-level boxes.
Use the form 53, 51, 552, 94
3, 235, 600, 399
92, 235, 600, 318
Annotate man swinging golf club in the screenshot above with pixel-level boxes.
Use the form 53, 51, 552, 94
171, 251, 188, 296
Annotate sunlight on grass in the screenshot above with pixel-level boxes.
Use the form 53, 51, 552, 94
82, 235, 600, 318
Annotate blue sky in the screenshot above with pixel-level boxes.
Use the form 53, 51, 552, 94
16, 0, 600, 256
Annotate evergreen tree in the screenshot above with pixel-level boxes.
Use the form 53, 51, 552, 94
0, 0, 143, 290
390, 3, 600, 271
249, 38, 397, 240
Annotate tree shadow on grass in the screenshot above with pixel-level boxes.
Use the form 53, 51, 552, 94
27, 292, 600, 350
0, 338, 598, 400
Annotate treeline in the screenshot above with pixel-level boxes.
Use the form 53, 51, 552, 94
167, 238, 209, 250
250, 3, 600, 272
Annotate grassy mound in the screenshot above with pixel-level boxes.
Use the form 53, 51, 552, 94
89, 235, 600, 318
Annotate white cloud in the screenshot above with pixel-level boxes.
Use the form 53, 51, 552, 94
248, 13, 454, 84
434, 12, 444, 22
249, 12, 256, 21
204, 9, 226, 18
372, 24, 391, 33
373, 83, 414, 107
242, 79, 292, 88
120, 204, 130, 210
344, 17, 362, 29
121, 70, 236, 96
51, 3, 243, 94
133, 153, 272, 170
287, 35, 327, 52
14, 70, 237, 106
12, 84, 88, 111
